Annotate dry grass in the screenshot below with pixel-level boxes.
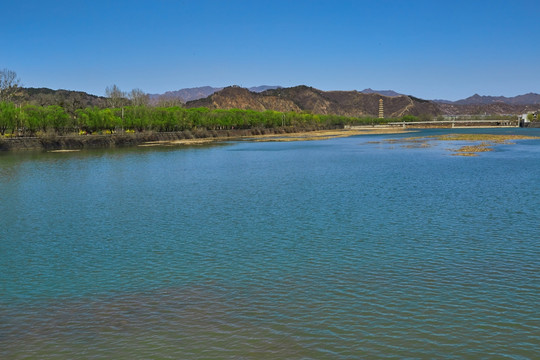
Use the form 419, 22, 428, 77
435, 134, 537, 156
251, 128, 412, 142
451, 142, 493, 156
138, 131, 538, 156
136, 129, 412, 146
432, 134, 536, 143
377, 133, 539, 156
402, 143, 432, 149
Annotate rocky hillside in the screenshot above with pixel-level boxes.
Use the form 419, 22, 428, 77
186, 85, 440, 117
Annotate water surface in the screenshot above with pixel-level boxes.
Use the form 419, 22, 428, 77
1, 128, 539, 358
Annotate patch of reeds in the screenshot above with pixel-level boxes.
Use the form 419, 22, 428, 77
376, 133, 539, 156
451, 142, 493, 156
432, 134, 537, 143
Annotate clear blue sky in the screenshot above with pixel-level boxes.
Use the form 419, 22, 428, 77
2, 0, 539, 100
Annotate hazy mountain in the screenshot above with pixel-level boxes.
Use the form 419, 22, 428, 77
431, 99, 454, 104
360, 88, 402, 97
150, 85, 281, 102
249, 85, 282, 93
186, 85, 440, 117
149, 86, 222, 103
437, 103, 539, 116
434, 93, 540, 105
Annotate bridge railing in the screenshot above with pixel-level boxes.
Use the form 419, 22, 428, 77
387, 119, 519, 128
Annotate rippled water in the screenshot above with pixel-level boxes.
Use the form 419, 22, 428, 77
1, 129, 539, 359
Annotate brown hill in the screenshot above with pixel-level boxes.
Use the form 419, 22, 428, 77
186, 85, 440, 117
187, 86, 300, 112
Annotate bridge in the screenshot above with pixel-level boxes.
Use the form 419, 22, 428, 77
387, 119, 519, 128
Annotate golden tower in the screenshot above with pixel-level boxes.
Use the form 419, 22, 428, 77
378, 98, 384, 119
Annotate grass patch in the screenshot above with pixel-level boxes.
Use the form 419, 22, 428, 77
432, 134, 536, 143
451, 142, 493, 156
377, 133, 539, 156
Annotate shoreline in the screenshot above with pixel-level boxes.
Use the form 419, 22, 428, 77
0, 127, 411, 152
0, 125, 529, 152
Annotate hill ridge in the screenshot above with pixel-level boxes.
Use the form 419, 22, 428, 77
185, 85, 440, 118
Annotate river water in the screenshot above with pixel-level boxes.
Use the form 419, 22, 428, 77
1, 128, 539, 359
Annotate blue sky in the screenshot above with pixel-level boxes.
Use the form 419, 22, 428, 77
2, 0, 539, 100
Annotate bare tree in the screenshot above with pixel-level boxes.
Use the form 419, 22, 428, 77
156, 95, 184, 107
129, 88, 149, 107
33, 93, 56, 107
105, 84, 127, 108
0, 68, 22, 102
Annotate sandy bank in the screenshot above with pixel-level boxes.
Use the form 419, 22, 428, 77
0, 127, 413, 151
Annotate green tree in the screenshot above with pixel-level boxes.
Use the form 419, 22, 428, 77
418, 113, 434, 122
76, 107, 101, 133
45, 105, 70, 134
21, 105, 47, 134
124, 106, 151, 131
401, 115, 419, 122
100, 108, 121, 132
0, 102, 17, 135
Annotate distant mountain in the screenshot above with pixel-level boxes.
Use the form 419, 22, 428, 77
434, 93, 540, 105
185, 85, 440, 117
432, 92, 540, 115
249, 85, 282, 93
12, 85, 539, 117
149, 85, 281, 102
14, 87, 106, 110
360, 88, 402, 97
437, 103, 539, 116
431, 99, 454, 104
149, 86, 222, 103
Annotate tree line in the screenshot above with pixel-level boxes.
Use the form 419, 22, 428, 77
0, 68, 414, 136
0, 102, 405, 136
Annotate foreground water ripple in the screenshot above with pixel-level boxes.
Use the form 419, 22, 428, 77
1, 129, 540, 358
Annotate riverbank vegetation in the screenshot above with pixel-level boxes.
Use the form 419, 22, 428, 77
0, 101, 411, 137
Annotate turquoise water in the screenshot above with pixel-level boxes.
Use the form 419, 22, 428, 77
1, 128, 539, 359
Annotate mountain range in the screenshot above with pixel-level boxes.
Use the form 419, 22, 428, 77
12, 86, 540, 117
434, 93, 540, 105
184, 86, 439, 118
150, 86, 403, 102
433, 92, 540, 115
